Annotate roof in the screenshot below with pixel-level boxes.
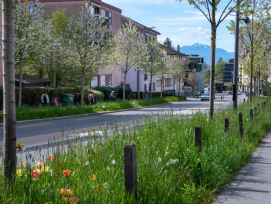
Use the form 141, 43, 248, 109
121, 15, 160, 35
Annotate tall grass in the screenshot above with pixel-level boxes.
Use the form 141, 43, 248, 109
0, 97, 270, 203
0, 96, 185, 123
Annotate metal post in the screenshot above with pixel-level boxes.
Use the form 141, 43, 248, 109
233, 0, 240, 111
137, 70, 140, 101
225, 117, 230, 132
239, 112, 243, 137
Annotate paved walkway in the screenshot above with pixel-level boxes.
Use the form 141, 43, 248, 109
213, 130, 271, 204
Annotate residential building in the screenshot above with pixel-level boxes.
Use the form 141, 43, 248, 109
0, 19, 2, 86
186, 54, 206, 92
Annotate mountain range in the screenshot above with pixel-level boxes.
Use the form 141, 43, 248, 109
179, 43, 234, 66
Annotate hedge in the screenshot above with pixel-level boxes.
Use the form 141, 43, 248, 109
0, 87, 104, 109
132, 91, 166, 99
92, 86, 119, 101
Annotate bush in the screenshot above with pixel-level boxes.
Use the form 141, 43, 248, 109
82, 89, 104, 105
116, 85, 132, 100
132, 91, 166, 99
92, 86, 119, 101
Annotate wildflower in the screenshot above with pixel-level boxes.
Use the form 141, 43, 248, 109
20, 162, 25, 167
157, 157, 162, 163
44, 166, 50, 172
89, 174, 96, 180
186, 148, 189, 151
31, 171, 40, 179
60, 188, 65, 195
206, 119, 209, 125
45, 202, 51, 204
37, 162, 44, 168
103, 182, 108, 189
59, 160, 62, 163
69, 197, 79, 204
33, 169, 41, 174
16, 169, 22, 176
63, 169, 71, 176
92, 185, 99, 190
111, 159, 116, 165
47, 156, 54, 161
65, 189, 73, 195
16, 142, 24, 152
61, 197, 68, 202
55, 167, 61, 172
94, 144, 97, 147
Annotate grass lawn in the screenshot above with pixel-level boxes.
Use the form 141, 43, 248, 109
0, 96, 186, 123
1, 97, 270, 203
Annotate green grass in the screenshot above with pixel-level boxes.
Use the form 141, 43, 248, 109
1, 97, 270, 203
0, 96, 186, 123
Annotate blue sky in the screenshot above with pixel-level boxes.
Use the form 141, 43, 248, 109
103, 0, 237, 52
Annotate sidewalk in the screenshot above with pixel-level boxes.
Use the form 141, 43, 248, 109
213, 130, 271, 204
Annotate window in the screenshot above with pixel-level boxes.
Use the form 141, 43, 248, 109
145, 35, 148, 42
109, 12, 112, 24
157, 80, 161, 87
109, 74, 112, 87
144, 84, 147, 91
101, 75, 106, 86
91, 7, 99, 15
101, 9, 106, 18
91, 76, 98, 88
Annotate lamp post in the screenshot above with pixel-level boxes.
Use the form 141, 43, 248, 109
233, 0, 250, 111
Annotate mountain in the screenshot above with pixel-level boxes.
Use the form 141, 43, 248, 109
179, 43, 234, 66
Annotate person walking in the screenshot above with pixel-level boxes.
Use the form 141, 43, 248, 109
76, 91, 81, 105
88, 91, 94, 105
110, 91, 115, 101
41, 91, 49, 107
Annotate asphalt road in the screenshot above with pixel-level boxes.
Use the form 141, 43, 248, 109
0, 93, 243, 149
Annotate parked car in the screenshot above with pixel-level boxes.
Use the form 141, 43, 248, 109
201, 92, 216, 101
237, 90, 242, 95
227, 90, 233, 94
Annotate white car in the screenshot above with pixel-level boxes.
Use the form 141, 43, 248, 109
201, 93, 216, 101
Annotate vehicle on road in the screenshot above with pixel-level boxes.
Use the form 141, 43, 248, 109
164, 90, 176, 96
201, 92, 216, 101
237, 90, 242, 95
227, 90, 233, 94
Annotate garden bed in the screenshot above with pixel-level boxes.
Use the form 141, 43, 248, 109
0, 96, 186, 123
0, 97, 270, 203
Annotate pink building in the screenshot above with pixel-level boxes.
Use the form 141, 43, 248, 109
0, 18, 2, 87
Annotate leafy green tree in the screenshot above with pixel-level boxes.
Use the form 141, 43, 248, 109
215, 60, 225, 76
178, 0, 246, 118
204, 69, 210, 83
163, 37, 175, 50
227, 82, 233, 89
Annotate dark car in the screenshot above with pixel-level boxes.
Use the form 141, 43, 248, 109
164, 90, 176, 96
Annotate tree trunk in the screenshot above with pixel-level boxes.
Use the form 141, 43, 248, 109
254, 76, 256, 96
18, 52, 23, 109
179, 77, 181, 96
258, 72, 260, 99
123, 73, 127, 101
209, 14, 216, 119
2, 0, 17, 195
150, 74, 153, 99
81, 68, 85, 105
160, 76, 164, 97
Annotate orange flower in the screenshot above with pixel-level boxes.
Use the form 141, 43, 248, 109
55, 167, 61, 172
89, 174, 96, 180
47, 156, 54, 161
60, 188, 65, 195
20, 162, 25, 167
206, 119, 209, 125
60, 188, 72, 195
59, 160, 62, 163
37, 162, 44, 168
63, 169, 71, 176
31, 171, 40, 179
69, 197, 79, 204
62, 196, 67, 202
92, 185, 99, 190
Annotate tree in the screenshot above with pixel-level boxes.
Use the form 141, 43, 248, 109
179, 0, 246, 118
65, 5, 109, 104
187, 69, 202, 97
14, 0, 44, 109
163, 37, 175, 50
167, 56, 187, 96
2, 0, 17, 194
204, 69, 210, 83
156, 49, 168, 97
227, 82, 233, 89
107, 20, 147, 101
227, 0, 271, 102
215, 60, 225, 76
141, 41, 164, 98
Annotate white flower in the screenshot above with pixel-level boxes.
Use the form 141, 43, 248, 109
107, 166, 110, 171
165, 151, 169, 156
111, 159, 116, 165
102, 106, 105, 109
103, 182, 108, 189
85, 162, 89, 165
166, 159, 179, 166
157, 157, 162, 163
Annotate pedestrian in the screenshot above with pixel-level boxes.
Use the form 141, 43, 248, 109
88, 91, 94, 105
54, 98, 59, 106
76, 91, 81, 105
110, 91, 115, 101
41, 91, 49, 107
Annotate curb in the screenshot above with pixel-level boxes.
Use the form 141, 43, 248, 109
0, 100, 186, 127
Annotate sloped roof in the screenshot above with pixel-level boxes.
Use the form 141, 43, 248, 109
121, 15, 161, 35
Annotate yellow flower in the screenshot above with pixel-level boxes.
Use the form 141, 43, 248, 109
16, 169, 22, 176
45, 202, 51, 204
94, 144, 97, 147
186, 149, 189, 151
37, 162, 44, 168
44, 166, 50, 172
33, 169, 41, 174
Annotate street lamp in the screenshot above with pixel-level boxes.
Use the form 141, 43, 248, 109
233, 0, 250, 111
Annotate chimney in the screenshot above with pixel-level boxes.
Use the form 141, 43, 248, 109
177, 45, 180, 52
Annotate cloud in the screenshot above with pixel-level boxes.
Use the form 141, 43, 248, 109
178, 27, 210, 39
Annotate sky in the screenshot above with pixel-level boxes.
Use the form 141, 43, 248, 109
102, 0, 237, 53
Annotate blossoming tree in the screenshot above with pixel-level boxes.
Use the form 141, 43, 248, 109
107, 20, 147, 101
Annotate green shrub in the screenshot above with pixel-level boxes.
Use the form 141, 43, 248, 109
93, 86, 119, 101
83, 89, 104, 104
116, 85, 132, 100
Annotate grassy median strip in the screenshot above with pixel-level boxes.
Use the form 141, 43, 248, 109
1, 97, 270, 203
0, 96, 186, 123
